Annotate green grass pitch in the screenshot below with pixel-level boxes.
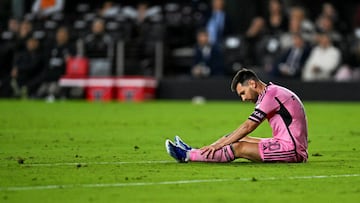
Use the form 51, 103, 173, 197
0, 100, 359, 202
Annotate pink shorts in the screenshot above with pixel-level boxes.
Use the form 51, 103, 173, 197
258, 138, 307, 163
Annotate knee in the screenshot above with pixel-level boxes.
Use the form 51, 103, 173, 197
231, 142, 247, 158
231, 141, 261, 162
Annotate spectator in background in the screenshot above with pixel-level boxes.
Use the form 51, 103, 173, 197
279, 13, 301, 50
16, 20, 33, 53
122, 1, 161, 24
289, 6, 315, 43
316, 14, 342, 45
245, 0, 288, 68
320, 3, 343, 32
36, 27, 75, 101
11, 37, 45, 98
302, 32, 341, 81
272, 33, 311, 79
84, 18, 113, 58
98, 1, 121, 18
32, 0, 65, 18
5, 17, 20, 39
135, 1, 152, 24
264, 0, 288, 35
84, 18, 113, 76
1, 18, 21, 68
334, 28, 360, 82
0, 18, 20, 97
245, 16, 265, 66
122, 1, 162, 75
122, 1, 162, 42
246, 16, 265, 39
205, 0, 232, 45
192, 29, 224, 78
321, 3, 337, 21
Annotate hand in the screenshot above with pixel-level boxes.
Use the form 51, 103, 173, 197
200, 143, 222, 159
279, 64, 290, 75
191, 66, 202, 77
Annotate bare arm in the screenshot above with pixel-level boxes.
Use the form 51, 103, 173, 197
210, 134, 230, 146
202, 119, 260, 158
214, 119, 259, 147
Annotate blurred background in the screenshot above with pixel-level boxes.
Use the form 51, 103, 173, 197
1, 0, 360, 101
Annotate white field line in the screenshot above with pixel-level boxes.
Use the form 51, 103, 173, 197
0, 160, 174, 167
1, 174, 359, 192
22, 160, 174, 167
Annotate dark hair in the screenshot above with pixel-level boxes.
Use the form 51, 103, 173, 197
196, 27, 208, 35
231, 68, 259, 92
57, 26, 69, 33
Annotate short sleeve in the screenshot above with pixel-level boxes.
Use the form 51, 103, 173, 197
249, 108, 267, 123
248, 90, 279, 123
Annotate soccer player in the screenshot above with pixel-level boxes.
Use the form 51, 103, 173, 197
165, 68, 308, 163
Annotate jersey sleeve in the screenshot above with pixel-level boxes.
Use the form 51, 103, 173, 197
249, 108, 267, 123
248, 92, 279, 123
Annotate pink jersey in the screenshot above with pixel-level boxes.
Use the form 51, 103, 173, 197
249, 83, 308, 161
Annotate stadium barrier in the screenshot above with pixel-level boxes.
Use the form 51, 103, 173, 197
157, 78, 360, 101
59, 77, 157, 102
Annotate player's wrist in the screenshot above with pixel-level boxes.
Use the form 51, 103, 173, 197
211, 143, 223, 150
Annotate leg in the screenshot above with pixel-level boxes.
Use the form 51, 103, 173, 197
210, 134, 261, 146
231, 141, 262, 162
166, 137, 262, 163
240, 136, 262, 144
36, 83, 48, 98
48, 82, 60, 96
189, 145, 235, 163
189, 141, 261, 163
258, 138, 301, 163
